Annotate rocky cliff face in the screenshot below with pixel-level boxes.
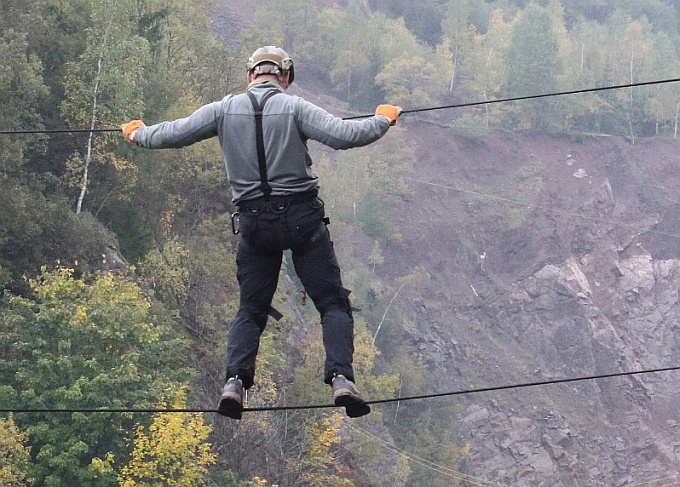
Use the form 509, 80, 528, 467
380, 128, 680, 485
453, 251, 680, 486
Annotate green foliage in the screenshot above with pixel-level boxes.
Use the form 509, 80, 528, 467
504, 4, 563, 129
448, 8, 510, 130
375, 51, 451, 110
137, 214, 239, 335
117, 388, 215, 487
0, 416, 33, 487
0, 183, 114, 292
0, 29, 49, 176
324, 5, 390, 110
0, 268, 191, 486
59, 0, 150, 215
357, 189, 387, 239
369, 0, 447, 46
59, 3, 149, 128
391, 402, 467, 487
315, 129, 413, 244
139, 0, 241, 115
289, 318, 399, 415
247, 0, 319, 53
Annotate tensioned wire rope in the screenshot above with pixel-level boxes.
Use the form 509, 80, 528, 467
350, 418, 680, 487
1, 365, 678, 414
1, 77, 680, 416
347, 423, 510, 487
0, 77, 679, 134
626, 473, 680, 487
345, 427, 680, 487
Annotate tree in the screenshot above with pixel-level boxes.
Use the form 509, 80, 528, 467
0, 185, 116, 293
302, 412, 353, 487
0, 416, 33, 487
117, 389, 215, 487
138, 0, 241, 114
440, 0, 486, 92
638, 31, 680, 137
368, 241, 384, 273
375, 49, 453, 111
0, 267, 190, 486
369, 0, 446, 46
503, 4, 564, 129
329, 2, 384, 109
560, 18, 611, 132
314, 128, 413, 245
454, 8, 511, 130
617, 19, 647, 141
247, 0, 320, 54
113, 0, 236, 259
59, 0, 149, 214
0, 29, 49, 175
357, 188, 387, 239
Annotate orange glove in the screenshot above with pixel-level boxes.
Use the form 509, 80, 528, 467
375, 105, 403, 126
120, 120, 145, 142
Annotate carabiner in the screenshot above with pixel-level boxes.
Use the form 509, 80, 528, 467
230, 211, 240, 235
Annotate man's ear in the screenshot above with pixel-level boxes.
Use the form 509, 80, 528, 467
247, 71, 253, 83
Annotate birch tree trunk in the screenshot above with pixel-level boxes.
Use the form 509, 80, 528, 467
61, 0, 147, 216
76, 55, 103, 215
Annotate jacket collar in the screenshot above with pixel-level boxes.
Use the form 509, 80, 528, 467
247, 79, 285, 92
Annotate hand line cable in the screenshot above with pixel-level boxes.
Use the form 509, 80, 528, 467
1, 77, 679, 134
0, 127, 121, 135
1, 364, 677, 414
628, 473, 680, 487
344, 77, 680, 119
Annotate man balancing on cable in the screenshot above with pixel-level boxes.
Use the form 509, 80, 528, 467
121, 45, 402, 419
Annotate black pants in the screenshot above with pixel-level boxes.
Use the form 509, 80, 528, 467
226, 196, 355, 389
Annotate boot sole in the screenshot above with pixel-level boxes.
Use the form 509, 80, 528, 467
217, 394, 243, 420
334, 391, 371, 418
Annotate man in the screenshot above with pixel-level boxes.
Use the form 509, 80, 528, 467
121, 46, 401, 419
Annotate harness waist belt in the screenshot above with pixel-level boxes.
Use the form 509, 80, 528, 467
238, 189, 319, 209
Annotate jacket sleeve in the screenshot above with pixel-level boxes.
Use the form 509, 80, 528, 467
133, 101, 223, 149
295, 98, 391, 150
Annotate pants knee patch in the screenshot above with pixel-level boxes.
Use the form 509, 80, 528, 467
318, 293, 353, 317
238, 307, 269, 331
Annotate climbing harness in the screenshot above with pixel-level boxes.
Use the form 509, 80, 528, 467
247, 88, 280, 200
230, 88, 281, 235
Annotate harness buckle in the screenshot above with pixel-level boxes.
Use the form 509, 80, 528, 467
270, 201, 289, 213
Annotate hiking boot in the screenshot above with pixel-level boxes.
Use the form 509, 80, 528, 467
217, 376, 244, 420
332, 374, 371, 418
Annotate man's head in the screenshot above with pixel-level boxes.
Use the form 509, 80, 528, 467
247, 46, 295, 88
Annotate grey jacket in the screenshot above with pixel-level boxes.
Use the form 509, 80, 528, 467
133, 82, 392, 204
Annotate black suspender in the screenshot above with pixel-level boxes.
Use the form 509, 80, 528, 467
246, 89, 280, 200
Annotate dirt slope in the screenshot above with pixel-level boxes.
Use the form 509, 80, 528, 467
369, 123, 680, 485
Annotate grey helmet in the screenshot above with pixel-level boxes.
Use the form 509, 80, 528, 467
247, 46, 295, 84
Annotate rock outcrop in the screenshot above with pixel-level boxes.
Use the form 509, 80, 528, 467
387, 131, 680, 485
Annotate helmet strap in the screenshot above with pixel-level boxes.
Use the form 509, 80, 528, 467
252, 64, 283, 78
